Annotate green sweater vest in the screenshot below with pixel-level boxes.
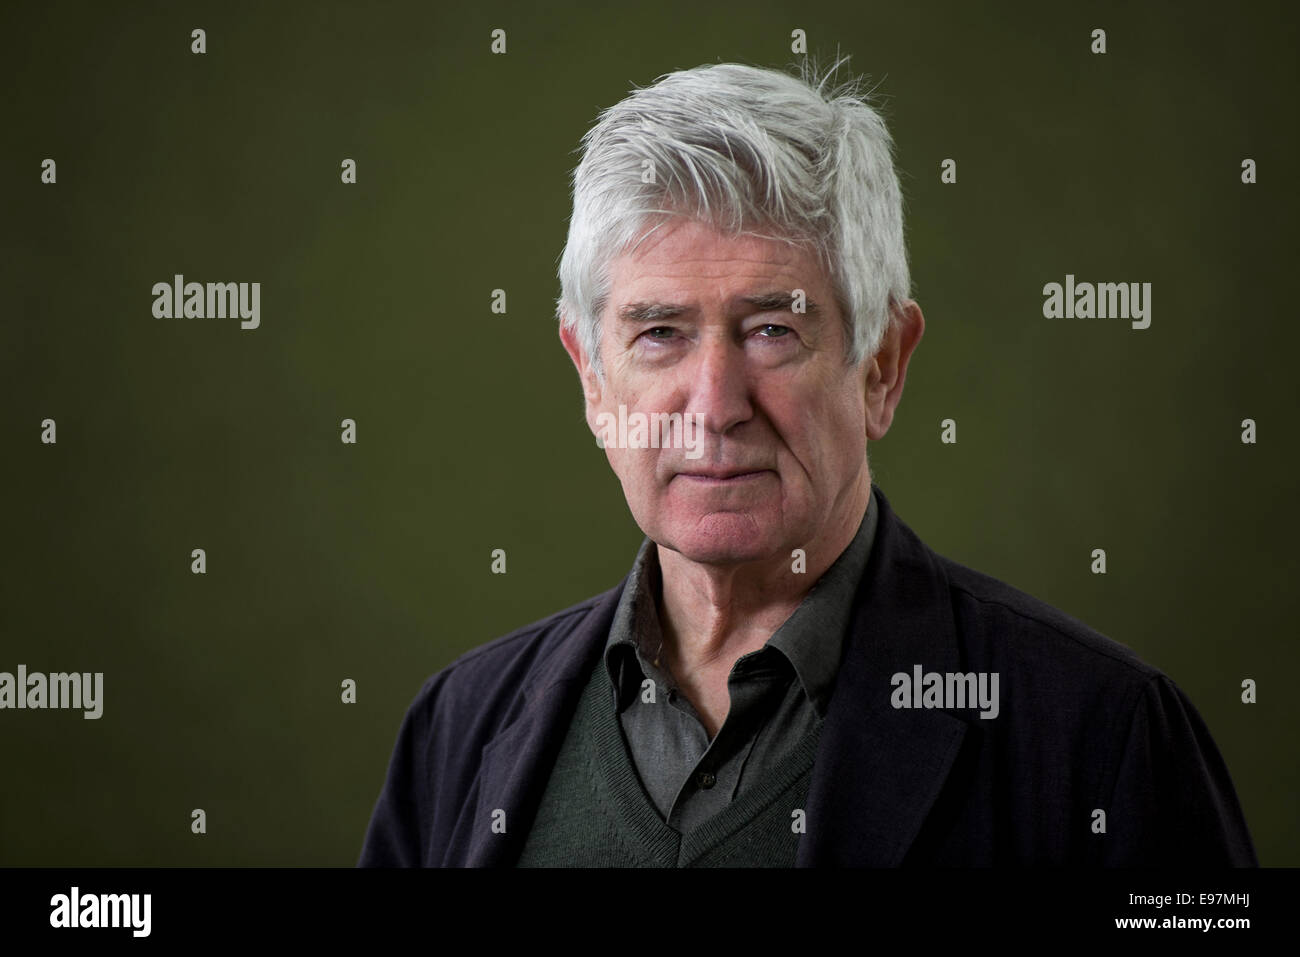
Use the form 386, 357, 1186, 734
516, 654, 822, 867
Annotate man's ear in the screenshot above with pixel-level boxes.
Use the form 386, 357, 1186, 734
864, 299, 924, 441
558, 317, 605, 430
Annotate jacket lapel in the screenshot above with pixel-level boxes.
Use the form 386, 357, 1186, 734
797, 484, 969, 866
459, 579, 626, 866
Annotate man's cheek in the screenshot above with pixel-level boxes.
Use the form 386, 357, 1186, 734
608, 449, 643, 488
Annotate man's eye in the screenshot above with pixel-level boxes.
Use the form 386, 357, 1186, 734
757, 324, 791, 337
643, 327, 674, 340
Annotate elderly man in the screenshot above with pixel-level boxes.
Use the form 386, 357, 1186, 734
358, 61, 1256, 867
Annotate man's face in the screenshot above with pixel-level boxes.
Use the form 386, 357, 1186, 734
566, 216, 874, 567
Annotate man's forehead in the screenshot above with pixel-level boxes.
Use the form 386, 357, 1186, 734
614, 217, 815, 270
606, 221, 831, 313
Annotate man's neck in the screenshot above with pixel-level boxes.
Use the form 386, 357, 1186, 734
652, 471, 872, 712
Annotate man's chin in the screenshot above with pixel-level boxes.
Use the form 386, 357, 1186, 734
651, 514, 785, 567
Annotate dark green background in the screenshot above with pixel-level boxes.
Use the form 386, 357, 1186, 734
2, 0, 1295, 865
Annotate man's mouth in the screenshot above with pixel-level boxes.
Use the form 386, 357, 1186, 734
675, 469, 771, 484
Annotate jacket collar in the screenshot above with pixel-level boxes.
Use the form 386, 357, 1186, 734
462, 483, 967, 866
795, 483, 968, 866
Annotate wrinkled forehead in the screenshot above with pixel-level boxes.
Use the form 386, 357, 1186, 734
603, 216, 833, 307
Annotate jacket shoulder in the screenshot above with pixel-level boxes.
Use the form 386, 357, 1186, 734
408, 584, 620, 739
357, 583, 623, 866
926, 551, 1257, 865
938, 552, 1158, 685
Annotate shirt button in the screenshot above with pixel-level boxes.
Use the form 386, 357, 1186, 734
697, 771, 716, 789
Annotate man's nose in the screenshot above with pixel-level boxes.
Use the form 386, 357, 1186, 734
686, 331, 753, 435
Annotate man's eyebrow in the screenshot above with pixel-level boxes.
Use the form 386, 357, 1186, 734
740, 291, 820, 315
615, 292, 819, 323
616, 302, 689, 322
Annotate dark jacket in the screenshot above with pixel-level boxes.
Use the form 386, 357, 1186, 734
358, 483, 1257, 866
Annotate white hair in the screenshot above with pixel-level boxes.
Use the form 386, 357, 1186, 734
555, 56, 911, 379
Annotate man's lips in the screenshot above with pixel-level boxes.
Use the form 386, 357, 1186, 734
674, 469, 773, 484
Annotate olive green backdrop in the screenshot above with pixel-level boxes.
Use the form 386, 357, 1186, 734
1, 0, 1295, 865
